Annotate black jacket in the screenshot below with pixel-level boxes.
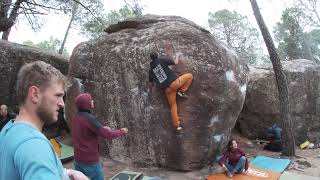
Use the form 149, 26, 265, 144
0, 113, 16, 131
149, 57, 177, 89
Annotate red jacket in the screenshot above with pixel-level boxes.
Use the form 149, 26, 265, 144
218, 147, 249, 170
72, 93, 126, 164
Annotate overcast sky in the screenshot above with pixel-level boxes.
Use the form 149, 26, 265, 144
9, 0, 293, 53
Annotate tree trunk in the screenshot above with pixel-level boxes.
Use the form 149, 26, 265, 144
59, 3, 77, 54
0, 0, 13, 18
0, 18, 14, 32
2, 28, 11, 40
58, 16, 73, 54
249, 0, 296, 156
1, 0, 25, 40
58, 15, 74, 54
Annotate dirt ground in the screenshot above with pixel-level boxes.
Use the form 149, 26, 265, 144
232, 132, 320, 177
61, 131, 320, 179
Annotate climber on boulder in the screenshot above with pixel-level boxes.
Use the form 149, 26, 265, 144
148, 49, 193, 131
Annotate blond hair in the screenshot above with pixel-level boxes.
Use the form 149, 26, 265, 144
16, 61, 66, 105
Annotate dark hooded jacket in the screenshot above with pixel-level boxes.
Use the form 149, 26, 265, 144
0, 113, 15, 131
149, 57, 178, 89
72, 93, 125, 164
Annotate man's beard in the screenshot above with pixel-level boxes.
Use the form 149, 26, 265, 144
36, 99, 55, 125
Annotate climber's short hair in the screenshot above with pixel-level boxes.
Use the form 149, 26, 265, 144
150, 52, 158, 60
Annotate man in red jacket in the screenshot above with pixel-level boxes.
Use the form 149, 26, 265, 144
72, 93, 128, 180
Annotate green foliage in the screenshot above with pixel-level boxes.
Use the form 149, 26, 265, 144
81, 5, 142, 39
307, 29, 320, 61
274, 8, 305, 60
274, 7, 320, 62
60, 0, 104, 24
48, 0, 105, 54
23, 37, 68, 55
208, 9, 262, 65
294, 0, 320, 28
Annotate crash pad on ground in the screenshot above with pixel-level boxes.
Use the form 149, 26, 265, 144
207, 166, 281, 180
110, 171, 163, 180
279, 171, 320, 180
110, 171, 143, 180
250, 156, 290, 173
141, 176, 163, 180
50, 138, 74, 163
60, 143, 74, 163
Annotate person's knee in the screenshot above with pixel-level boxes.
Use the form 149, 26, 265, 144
240, 156, 246, 161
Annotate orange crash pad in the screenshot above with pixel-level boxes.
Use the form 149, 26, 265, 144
207, 166, 281, 180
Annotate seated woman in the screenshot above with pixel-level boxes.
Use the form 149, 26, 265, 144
218, 139, 249, 178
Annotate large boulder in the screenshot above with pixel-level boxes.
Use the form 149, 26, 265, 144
237, 59, 320, 144
67, 15, 248, 170
0, 40, 68, 110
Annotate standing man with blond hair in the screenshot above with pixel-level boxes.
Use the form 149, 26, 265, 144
0, 61, 88, 180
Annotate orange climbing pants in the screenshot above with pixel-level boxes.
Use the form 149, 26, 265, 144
165, 73, 193, 128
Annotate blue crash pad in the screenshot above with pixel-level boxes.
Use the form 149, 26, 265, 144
141, 176, 163, 180
250, 156, 290, 173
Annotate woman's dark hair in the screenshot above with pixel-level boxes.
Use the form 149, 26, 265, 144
227, 139, 236, 152
150, 52, 158, 60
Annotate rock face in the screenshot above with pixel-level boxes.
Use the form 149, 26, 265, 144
0, 40, 68, 110
237, 59, 320, 144
67, 15, 248, 170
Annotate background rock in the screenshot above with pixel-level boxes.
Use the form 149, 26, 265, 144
67, 15, 248, 170
0, 40, 68, 111
237, 59, 320, 144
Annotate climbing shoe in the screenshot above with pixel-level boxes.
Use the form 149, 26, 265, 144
176, 126, 183, 131
177, 92, 188, 99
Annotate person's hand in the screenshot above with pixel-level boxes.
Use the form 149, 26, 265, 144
242, 169, 247, 174
103, 126, 111, 131
164, 40, 174, 58
175, 53, 186, 65
66, 169, 89, 180
148, 83, 155, 94
177, 56, 183, 64
150, 85, 155, 93
121, 128, 128, 134
222, 165, 228, 172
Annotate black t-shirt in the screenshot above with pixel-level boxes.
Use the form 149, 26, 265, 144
0, 113, 15, 131
149, 57, 178, 89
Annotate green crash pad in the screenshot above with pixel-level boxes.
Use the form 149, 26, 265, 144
279, 171, 320, 180
110, 171, 163, 180
110, 171, 143, 180
59, 143, 74, 163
